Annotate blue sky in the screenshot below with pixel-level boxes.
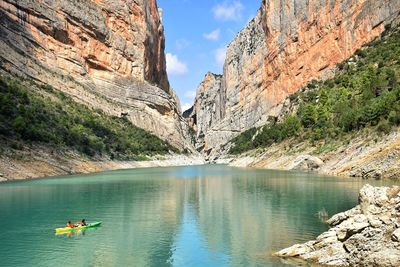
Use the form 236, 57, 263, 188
157, 0, 261, 111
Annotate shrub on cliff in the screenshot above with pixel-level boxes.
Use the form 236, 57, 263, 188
0, 75, 177, 159
230, 27, 400, 154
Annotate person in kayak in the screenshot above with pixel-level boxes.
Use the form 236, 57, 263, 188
74, 219, 87, 227
67, 221, 74, 228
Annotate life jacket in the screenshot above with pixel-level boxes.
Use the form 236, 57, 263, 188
67, 223, 73, 228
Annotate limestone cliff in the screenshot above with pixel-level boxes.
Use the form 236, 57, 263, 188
189, 0, 400, 157
184, 72, 224, 153
0, 0, 191, 150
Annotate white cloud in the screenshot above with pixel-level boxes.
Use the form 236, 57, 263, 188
212, 1, 244, 21
215, 47, 227, 68
203, 29, 221, 41
184, 90, 196, 100
166, 53, 188, 75
181, 103, 192, 112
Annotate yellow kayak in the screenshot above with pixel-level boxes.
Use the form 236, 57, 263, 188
55, 221, 102, 234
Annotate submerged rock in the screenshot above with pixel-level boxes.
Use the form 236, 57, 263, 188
275, 184, 400, 266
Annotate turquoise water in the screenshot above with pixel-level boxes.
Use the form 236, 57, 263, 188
0, 165, 394, 267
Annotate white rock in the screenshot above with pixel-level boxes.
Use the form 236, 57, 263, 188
392, 228, 400, 242
359, 184, 389, 209
289, 155, 324, 170
275, 243, 314, 257
276, 185, 400, 266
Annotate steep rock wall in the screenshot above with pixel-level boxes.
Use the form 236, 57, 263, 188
190, 0, 400, 157
0, 0, 191, 150
184, 72, 224, 152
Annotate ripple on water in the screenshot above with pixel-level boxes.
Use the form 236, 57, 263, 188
0, 165, 394, 267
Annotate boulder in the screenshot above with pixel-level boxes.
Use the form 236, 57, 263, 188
274, 242, 314, 257
335, 215, 369, 241
289, 155, 324, 171
327, 207, 361, 226
392, 228, 400, 242
276, 185, 400, 266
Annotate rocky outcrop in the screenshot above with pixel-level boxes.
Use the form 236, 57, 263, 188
0, 0, 192, 150
275, 184, 400, 266
288, 155, 324, 171
183, 72, 224, 153
227, 128, 400, 179
189, 0, 400, 156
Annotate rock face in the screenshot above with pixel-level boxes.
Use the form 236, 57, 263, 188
227, 128, 400, 180
184, 72, 224, 153
188, 0, 400, 157
0, 0, 191, 150
275, 184, 400, 266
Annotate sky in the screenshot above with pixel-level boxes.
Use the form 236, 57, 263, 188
157, 0, 261, 111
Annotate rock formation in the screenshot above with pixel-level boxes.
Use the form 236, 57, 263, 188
0, 0, 191, 150
187, 0, 400, 158
184, 72, 224, 153
275, 184, 400, 266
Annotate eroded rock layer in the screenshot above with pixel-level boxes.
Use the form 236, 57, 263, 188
189, 0, 400, 157
275, 184, 400, 266
184, 72, 224, 153
0, 0, 190, 150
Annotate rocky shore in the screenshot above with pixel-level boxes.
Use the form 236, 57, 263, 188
225, 128, 400, 180
0, 145, 205, 182
275, 184, 400, 266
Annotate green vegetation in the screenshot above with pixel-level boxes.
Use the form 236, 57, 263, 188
0, 75, 177, 159
230, 27, 400, 154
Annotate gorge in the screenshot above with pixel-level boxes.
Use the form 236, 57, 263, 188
1, 0, 399, 180
0, 0, 191, 151
0, 0, 400, 266
185, 0, 400, 160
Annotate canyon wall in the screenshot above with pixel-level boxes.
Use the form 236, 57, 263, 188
184, 72, 224, 152
188, 0, 400, 158
0, 0, 191, 150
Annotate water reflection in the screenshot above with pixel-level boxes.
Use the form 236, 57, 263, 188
0, 165, 394, 267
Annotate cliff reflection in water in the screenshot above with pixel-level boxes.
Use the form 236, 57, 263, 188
0, 165, 392, 267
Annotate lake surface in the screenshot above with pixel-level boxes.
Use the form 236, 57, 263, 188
0, 165, 395, 267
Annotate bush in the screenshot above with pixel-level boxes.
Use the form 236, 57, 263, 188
229, 28, 400, 154
388, 111, 400, 126
298, 104, 317, 128
377, 118, 391, 134
0, 75, 177, 159
282, 115, 302, 137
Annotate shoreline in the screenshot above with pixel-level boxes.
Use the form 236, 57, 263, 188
219, 128, 400, 180
275, 184, 400, 266
0, 150, 205, 182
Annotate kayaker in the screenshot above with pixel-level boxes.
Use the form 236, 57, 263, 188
66, 221, 74, 228
73, 219, 87, 227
